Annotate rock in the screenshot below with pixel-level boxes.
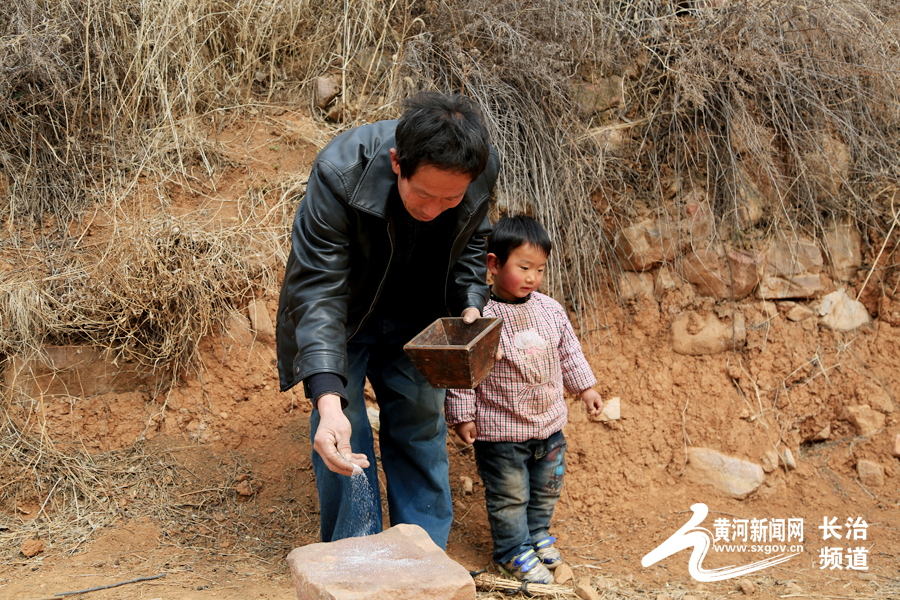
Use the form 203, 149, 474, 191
248, 299, 275, 343
573, 77, 625, 115
738, 579, 759, 595
460, 476, 473, 495
656, 595, 673, 600
654, 267, 678, 300
21, 539, 44, 557
326, 99, 344, 123
780, 448, 797, 470
597, 397, 621, 422
595, 576, 614, 589
785, 303, 815, 322
618, 271, 656, 302
805, 134, 850, 198
824, 223, 862, 281
286, 523, 475, 600
226, 311, 255, 346
683, 595, 700, 600
671, 310, 747, 356
315, 74, 340, 109
841, 405, 885, 437
812, 423, 831, 441
892, 433, 900, 458
856, 381, 895, 414
575, 577, 602, 600
554, 562, 574, 584
685, 447, 765, 498
367, 406, 380, 431
856, 459, 884, 487
784, 582, 804, 595
760, 300, 778, 319
734, 166, 767, 228
815, 290, 872, 331
613, 218, 678, 271
761, 449, 779, 473
756, 274, 824, 300
682, 248, 762, 300
764, 236, 824, 277
858, 573, 878, 581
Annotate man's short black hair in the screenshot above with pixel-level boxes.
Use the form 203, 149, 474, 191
488, 215, 553, 265
394, 92, 491, 180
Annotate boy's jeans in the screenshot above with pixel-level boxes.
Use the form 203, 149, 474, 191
310, 317, 453, 549
474, 430, 567, 565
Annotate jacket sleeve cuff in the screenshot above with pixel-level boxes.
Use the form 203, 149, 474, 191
304, 373, 349, 409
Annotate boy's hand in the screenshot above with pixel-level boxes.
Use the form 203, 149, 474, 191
581, 388, 603, 418
461, 307, 480, 324
454, 421, 477, 445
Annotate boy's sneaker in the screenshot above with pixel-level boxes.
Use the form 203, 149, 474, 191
534, 535, 562, 569
499, 548, 553, 584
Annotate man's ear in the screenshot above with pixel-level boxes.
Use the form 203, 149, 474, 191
487, 253, 501, 275
389, 148, 401, 177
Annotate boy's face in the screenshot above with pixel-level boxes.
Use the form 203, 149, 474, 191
390, 148, 472, 222
488, 243, 547, 302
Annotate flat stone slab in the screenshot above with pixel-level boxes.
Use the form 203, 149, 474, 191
286, 524, 475, 600
685, 447, 764, 498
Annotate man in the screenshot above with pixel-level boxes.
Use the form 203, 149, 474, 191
276, 92, 499, 549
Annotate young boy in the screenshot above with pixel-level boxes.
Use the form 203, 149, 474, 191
445, 215, 603, 584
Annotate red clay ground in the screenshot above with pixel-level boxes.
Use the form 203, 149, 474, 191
1, 111, 898, 600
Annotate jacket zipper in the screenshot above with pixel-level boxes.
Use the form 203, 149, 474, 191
348, 220, 394, 341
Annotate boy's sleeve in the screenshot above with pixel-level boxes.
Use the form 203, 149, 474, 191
445, 388, 478, 425
556, 305, 598, 394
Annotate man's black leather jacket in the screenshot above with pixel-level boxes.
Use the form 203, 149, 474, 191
275, 120, 499, 392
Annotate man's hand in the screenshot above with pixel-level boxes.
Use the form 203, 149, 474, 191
313, 394, 371, 476
454, 421, 477, 445
581, 388, 604, 418
461, 307, 480, 324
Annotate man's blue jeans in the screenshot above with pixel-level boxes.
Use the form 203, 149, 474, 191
474, 430, 566, 564
310, 317, 453, 549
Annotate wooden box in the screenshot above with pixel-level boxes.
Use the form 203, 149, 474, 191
403, 317, 503, 389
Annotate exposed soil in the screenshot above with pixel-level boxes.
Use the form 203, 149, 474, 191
1, 111, 898, 600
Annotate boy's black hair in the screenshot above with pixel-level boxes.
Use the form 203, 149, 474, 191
394, 92, 491, 180
488, 215, 553, 265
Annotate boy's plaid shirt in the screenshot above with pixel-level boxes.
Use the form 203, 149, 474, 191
445, 291, 597, 442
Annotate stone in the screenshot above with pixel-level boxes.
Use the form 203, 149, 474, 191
315, 74, 340, 109
575, 577, 602, 600
4, 346, 160, 401
595, 576, 614, 589
891, 433, 900, 458
682, 248, 762, 300
812, 423, 831, 441
784, 582, 804, 595
855, 381, 895, 414
226, 311, 255, 346
764, 236, 823, 277
618, 271, 656, 302
841, 405, 885, 437
286, 523, 475, 600
613, 218, 678, 271
761, 449, 779, 473
326, 99, 344, 123
671, 310, 747, 356
597, 396, 621, 422
248, 299, 275, 343
367, 406, 380, 431
459, 476, 473, 495
573, 77, 625, 115
856, 459, 884, 487
738, 579, 758, 594
760, 300, 778, 319
654, 267, 678, 300
805, 134, 850, 198
815, 289, 872, 331
824, 223, 863, 281
685, 447, 765, 498
21, 539, 44, 557
554, 562, 574, 584
656, 595, 673, 600
734, 166, 767, 228
780, 448, 797, 470
756, 274, 824, 300
785, 303, 815, 322
858, 573, 878, 581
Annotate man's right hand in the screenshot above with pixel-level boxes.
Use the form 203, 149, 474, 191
313, 394, 371, 476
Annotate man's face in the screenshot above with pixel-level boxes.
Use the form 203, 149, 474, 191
390, 148, 473, 222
